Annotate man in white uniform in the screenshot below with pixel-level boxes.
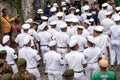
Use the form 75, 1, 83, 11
44, 40, 63, 80
15, 24, 34, 49
18, 36, 41, 80
101, 11, 115, 35
2, 35, 18, 73
98, 3, 108, 23
65, 39, 87, 80
110, 16, 120, 65
36, 23, 52, 58
93, 26, 110, 60
84, 36, 102, 80
71, 26, 87, 52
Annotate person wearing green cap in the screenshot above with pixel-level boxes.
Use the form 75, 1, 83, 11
0, 50, 13, 74
0, 59, 5, 79
12, 58, 36, 80
1, 73, 12, 80
62, 69, 74, 80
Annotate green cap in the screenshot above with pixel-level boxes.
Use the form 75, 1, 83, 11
17, 58, 26, 67
62, 69, 74, 77
0, 50, 7, 55
0, 59, 5, 65
1, 73, 12, 80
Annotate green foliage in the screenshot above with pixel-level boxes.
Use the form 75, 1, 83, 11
13, 0, 21, 13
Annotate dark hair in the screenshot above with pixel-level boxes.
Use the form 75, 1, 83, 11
0, 63, 4, 67
2, 8, 7, 13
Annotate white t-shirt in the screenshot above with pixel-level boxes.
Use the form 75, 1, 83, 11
44, 50, 63, 71
65, 51, 87, 71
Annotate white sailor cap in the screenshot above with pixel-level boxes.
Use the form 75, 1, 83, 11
37, 9, 43, 14
65, 18, 72, 22
84, 20, 91, 25
59, 22, 67, 29
62, 7, 67, 10
61, 1, 66, 6
47, 5, 51, 8
77, 26, 84, 30
56, 12, 64, 17
102, 3, 108, 7
87, 13, 92, 16
114, 16, 120, 21
83, 5, 90, 10
49, 40, 57, 47
71, 18, 79, 23
76, 9, 80, 13
89, 18, 94, 22
86, 36, 95, 44
53, 3, 58, 7
50, 7, 57, 12
65, 0, 70, 3
22, 24, 30, 29
105, 11, 112, 16
23, 36, 31, 45
25, 18, 33, 23
69, 39, 78, 47
69, 7, 76, 10
41, 16, 48, 20
50, 21, 57, 25
2, 35, 10, 44
94, 26, 104, 32
116, 7, 120, 11
42, 22, 48, 30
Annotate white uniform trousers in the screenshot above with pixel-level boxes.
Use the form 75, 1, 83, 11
57, 48, 68, 74
27, 67, 41, 80
110, 45, 120, 65
74, 72, 85, 80
11, 64, 18, 73
85, 63, 100, 80
47, 70, 62, 80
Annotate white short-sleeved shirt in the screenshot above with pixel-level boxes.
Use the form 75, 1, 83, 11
47, 28, 58, 37
110, 25, 120, 45
83, 47, 102, 64
98, 10, 107, 23
87, 25, 96, 35
15, 33, 34, 48
44, 50, 63, 71
18, 46, 41, 69
71, 35, 87, 52
28, 29, 38, 41
94, 34, 110, 54
52, 32, 69, 47
2, 46, 17, 64
36, 31, 52, 45
65, 51, 87, 71
81, 13, 87, 22
48, 15, 58, 24
101, 18, 115, 34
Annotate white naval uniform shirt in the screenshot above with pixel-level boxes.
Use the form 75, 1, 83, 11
111, 13, 120, 20
87, 25, 96, 35
15, 33, 34, 48
65, 14, 77, 20
18, 46, 41, 69
81, 13, 87, 22
71, 35, 87, 52
36, 31, 52, 46
98, 9, 107, 23
101, 18, 115, 35
2, 45, 17, 64
37, 22, 47, 32
110, 24, 120, 45
52, 31, 69, 48
94, 34, 110, 55
83, 47, 102, 64
65, 51, 87, 71
47, 28, 58, 37
48, 15, 58, 24
43, 50, 63, 71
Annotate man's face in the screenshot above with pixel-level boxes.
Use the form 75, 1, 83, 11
3, 10, 7, 16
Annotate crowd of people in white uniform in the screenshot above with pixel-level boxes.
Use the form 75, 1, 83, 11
0, 0, 120, 80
